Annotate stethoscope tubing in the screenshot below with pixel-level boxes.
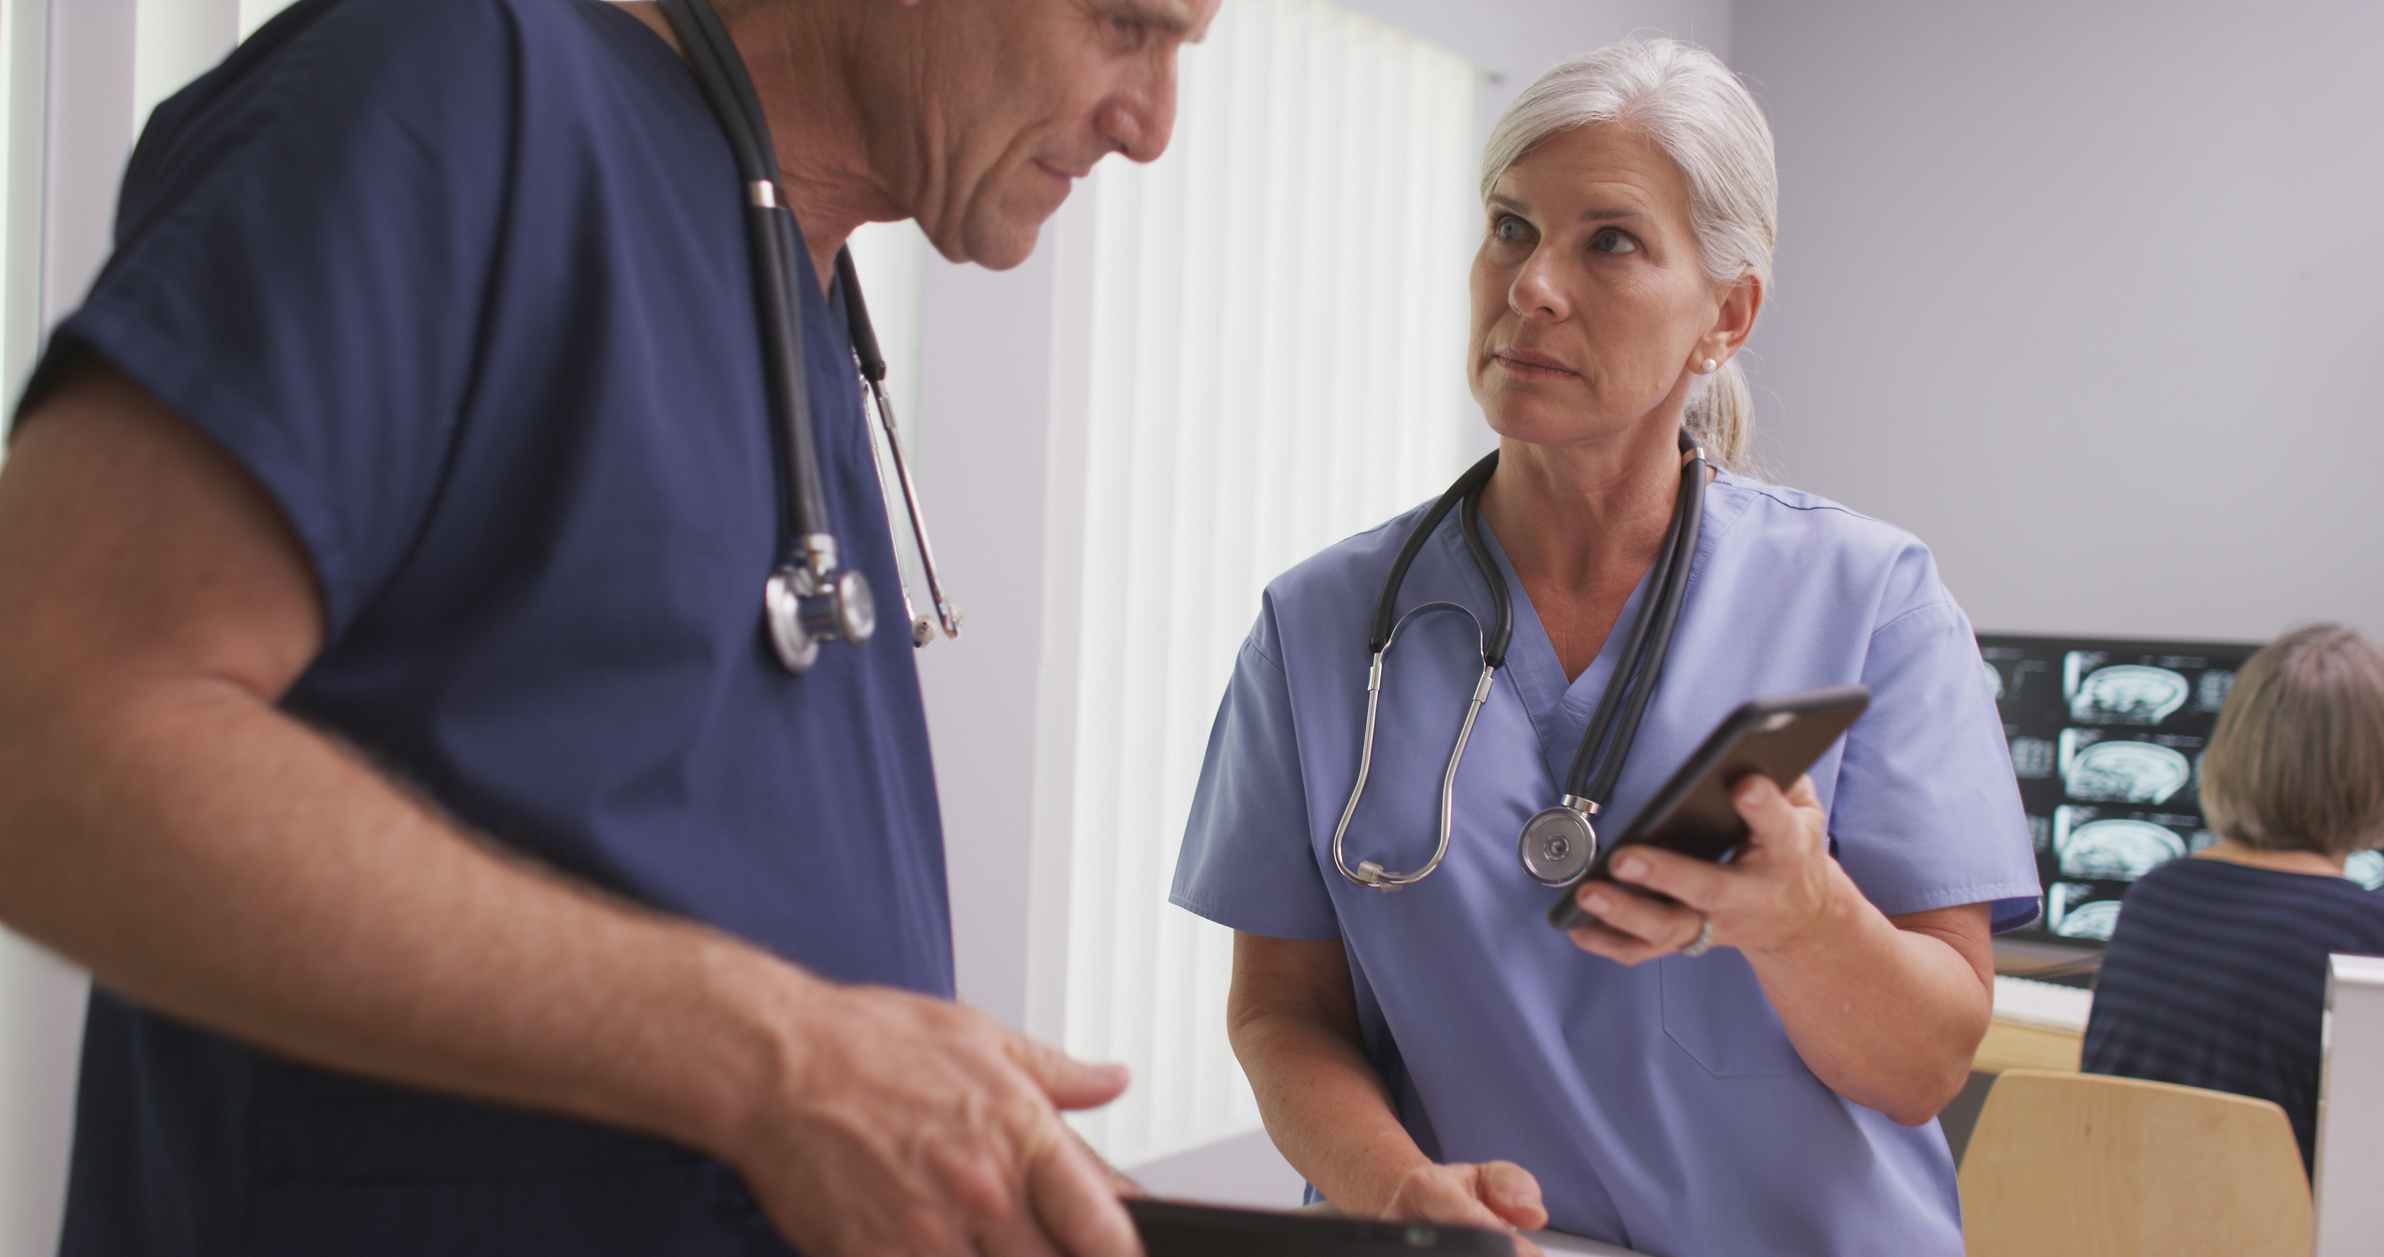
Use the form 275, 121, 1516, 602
1334, 434, 1707, 890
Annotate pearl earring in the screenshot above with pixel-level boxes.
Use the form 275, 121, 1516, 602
1699, 357, 1719, 374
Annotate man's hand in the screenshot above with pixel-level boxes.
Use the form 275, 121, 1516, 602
729, 980, 1143, 1257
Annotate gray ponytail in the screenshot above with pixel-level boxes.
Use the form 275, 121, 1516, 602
1687, 358, 1754, 469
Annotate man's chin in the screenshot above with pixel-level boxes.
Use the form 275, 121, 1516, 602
956, 218, 1047, 272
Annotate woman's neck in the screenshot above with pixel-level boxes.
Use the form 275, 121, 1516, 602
1477, 423, 1687, 594
2194, 837, 2347, 877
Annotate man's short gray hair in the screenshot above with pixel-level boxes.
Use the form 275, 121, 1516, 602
1480, 39, 1777, 470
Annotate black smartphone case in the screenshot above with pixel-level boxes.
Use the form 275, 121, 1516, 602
1547, 685, 1870, 930
1128, 1198, 1517, 1256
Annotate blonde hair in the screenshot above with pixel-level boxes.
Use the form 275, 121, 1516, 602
2199, 624, 2384, 858
1480, 39, 1776, 471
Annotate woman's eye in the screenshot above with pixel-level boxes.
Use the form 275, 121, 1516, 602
1492, 213, 1534, 245
1590, 226, 1641, 255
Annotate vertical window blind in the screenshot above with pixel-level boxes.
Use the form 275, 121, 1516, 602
1059, 0, 1480, 1168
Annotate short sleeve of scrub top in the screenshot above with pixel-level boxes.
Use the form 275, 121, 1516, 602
15, 3, 505, 639
1829, 564, 2044, 931
1170, 603, 1341, 940
1171, 475, 2039, 1257
25, 2, 953, 1254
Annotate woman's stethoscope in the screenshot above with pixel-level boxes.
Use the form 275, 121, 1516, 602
659, 0, 961, 676
1332, 434, 1708, 890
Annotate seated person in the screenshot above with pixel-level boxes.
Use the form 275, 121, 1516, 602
2082, 622, 2384, 1177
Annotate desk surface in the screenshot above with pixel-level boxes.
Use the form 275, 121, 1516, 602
1978, 974, 2089, 1074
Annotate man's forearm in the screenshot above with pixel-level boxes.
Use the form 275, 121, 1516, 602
0, 675, 800, 1162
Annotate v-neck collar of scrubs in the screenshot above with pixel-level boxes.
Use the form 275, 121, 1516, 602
1440, 470, 1737, 791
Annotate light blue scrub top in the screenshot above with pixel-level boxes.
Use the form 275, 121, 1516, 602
1171, 471, 2040, 1257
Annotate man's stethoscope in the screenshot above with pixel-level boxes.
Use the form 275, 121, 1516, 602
1332, 434, 1708, 891
660, 0, 961, 676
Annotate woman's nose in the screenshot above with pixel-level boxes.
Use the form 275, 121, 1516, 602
1509, 252, 1570, 321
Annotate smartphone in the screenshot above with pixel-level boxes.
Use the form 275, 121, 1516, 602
1546, 685, 1870, 931
1127, 1197, 1516, 1256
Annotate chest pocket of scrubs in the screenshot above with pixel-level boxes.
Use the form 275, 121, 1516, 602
1659, 955, 1809, 1078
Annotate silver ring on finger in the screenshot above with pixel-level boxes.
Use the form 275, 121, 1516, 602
1680, 915, 1716, 958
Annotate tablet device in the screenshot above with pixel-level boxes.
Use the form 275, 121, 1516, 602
1546, 685, 1869, 931
1128, 1197, 1516, 1256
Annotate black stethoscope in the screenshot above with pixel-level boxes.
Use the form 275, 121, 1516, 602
659, 0, 961, 675
1330, 433, 1707, 890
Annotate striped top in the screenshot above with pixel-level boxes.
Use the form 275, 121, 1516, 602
2081, 856, 2384, 1175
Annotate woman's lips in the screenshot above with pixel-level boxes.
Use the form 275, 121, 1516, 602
1493, 349, 1579, 380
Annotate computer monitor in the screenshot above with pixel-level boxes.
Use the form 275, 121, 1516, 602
1976, 633, 2262, 947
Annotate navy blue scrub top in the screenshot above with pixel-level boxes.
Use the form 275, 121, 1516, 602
21, 1, 950, 1253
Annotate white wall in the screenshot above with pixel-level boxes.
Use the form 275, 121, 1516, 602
1350, 0, 1733, 172
1730, 0, 2384, 642
1352, 0, 1732, 112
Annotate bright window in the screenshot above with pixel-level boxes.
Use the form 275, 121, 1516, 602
1057, 0, 1481, 1167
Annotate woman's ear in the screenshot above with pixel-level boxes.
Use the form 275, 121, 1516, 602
1704, 272, 1765, 367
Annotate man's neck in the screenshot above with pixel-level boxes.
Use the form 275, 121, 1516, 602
618, 1, 899, 289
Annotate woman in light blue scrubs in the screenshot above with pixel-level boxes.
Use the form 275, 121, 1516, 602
1171, 39, 2039, 1257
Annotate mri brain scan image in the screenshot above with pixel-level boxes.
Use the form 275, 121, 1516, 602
2046, 883, 2122, 941
2067, 663, 2191, 725
2063, 738, 2192, 805
2056, 818, 2187, 880
2348, 851, 2384, 892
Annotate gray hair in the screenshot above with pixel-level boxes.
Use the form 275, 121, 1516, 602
1480, 39, 1777, 470
2199, 624, 2384, 859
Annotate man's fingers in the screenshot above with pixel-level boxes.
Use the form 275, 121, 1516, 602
1068, 1127, 1144, 1197
1012, 1034, 1132, 1111
981, 1209, 1067, 1257
1027, 1132, 1142, 1257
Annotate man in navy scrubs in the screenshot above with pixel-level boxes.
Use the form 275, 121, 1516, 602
0, 1, 1216, 1253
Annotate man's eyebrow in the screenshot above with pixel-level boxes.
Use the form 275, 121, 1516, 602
1107, 0, 1205, 42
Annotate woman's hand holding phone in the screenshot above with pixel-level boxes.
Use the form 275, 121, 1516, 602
1563, 773, 1855, 964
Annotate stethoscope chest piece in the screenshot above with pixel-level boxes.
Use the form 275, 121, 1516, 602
1518, 797, 1599, 886
765, 563, 876, 674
